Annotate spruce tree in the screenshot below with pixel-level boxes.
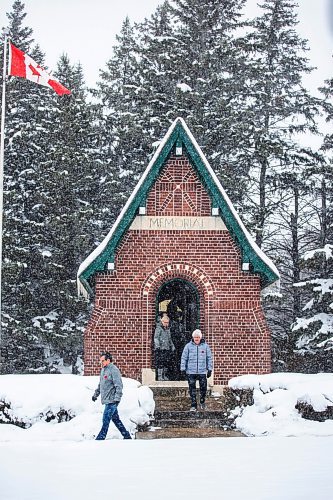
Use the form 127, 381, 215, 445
289, 75, 333, 371
167, 0, 250, 203
240, 0, 320, 247
95, 16, 149, 217
1, 1, 54, 372
135, 1, 179, 141
31, 55, 100, 372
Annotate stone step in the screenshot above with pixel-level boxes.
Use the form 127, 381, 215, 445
136, 427, 245, 439
141, 385, 252, 439
149, 386, 213, 398
153, 397, 226, 412
153, 408, 232, 428
153, 419, 229, 429
154, 409, 228, 419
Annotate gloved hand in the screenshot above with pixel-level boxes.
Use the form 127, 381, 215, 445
92, 395, 97, 402
207, 370, 212, 378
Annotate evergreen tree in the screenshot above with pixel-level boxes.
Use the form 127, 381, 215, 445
289, 74, 333, 371
165, 0, 250, 203
1, 2, 99, 373
135, 1, 179, 140
240, 0, 320, 247
262, 164, 317, 370
95, 16, 149, 219
1, 1, 54, 372
28, 55, 100, 372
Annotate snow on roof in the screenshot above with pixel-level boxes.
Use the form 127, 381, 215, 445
178, 118, 279, 280
77, 117, 279, 297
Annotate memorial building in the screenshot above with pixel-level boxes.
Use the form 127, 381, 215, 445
78, 118, 279, 388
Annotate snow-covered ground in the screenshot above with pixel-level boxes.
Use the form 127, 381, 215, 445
1, 373, 333, 500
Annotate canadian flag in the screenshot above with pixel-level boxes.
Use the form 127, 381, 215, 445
8, 42, 71, 96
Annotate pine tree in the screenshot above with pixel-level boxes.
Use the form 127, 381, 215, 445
29, 55, 100, 372
135, 1, 179, 141
95, 16, 149, 218
1, 1, 54, 372
240, 0, 320, 247
289, 74, 333, 371
167, 0, 250, 203
262, 163, 318, 370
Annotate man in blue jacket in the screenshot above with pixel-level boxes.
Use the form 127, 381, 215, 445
180, 329, 213, 411
92, 352, 131, 440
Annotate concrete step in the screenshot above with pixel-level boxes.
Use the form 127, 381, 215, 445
153, 396, 226, 412
140, 385, 252, 439
149, 386, 212, 398
153, 408, 232, 428
136, 427, 245, 439
153, 419, 229, 429
154, 409, 228, 419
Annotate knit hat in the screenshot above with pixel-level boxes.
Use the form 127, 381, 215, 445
192, 329, 202, 339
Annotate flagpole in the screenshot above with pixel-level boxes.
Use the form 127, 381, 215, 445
0, 30, 9, 335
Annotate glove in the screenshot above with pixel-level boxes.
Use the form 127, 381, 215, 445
207, 370, 212, 378
92, 395, 97, 402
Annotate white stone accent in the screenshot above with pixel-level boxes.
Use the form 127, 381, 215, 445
129, 216, 227, 231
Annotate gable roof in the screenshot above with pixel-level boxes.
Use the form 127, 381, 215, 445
77, 117, 279, 297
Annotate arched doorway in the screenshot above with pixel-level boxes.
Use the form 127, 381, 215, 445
155, 278, 200, 380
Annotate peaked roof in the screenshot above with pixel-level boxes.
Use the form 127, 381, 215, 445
77, 117, 279, 297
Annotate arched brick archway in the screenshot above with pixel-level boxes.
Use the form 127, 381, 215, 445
141, 262, 215, 298
140, 263, 215, 375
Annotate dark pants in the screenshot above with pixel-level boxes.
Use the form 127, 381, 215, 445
187, 374, 207, 408
96, 403, 131, 440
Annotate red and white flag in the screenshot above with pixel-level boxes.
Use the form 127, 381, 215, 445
8, 42, 71, 96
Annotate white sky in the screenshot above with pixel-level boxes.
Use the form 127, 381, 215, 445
0, 0, 332, 90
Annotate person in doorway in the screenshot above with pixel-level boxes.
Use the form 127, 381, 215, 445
180, 329, 213, 411
154, 313, 176, 380
92, 352, 132, 440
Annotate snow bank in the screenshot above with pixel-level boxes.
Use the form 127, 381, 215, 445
0, 374, 154, 441
229, 372, 333, 437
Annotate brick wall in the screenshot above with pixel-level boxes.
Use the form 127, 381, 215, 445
84, 155, 271, 385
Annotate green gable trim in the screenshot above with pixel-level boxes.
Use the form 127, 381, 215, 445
80, 125, 179, 286
79, 119, 279, 293
178, 130, 278, 287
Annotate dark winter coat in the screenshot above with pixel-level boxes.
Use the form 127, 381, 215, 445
93, 363, 123, 405
154, 322, 176, 352
180, 339, 213, 375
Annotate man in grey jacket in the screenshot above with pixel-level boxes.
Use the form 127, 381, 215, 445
180, 329, 213, 411
92, 352, 131, 440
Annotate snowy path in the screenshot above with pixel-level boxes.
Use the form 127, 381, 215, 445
1, 436, 332, 500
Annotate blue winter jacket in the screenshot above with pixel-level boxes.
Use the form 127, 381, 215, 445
180, 339, 213, 375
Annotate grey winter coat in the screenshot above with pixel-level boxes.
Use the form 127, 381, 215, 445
180, 339, 213, 375
93, 363, 123, 405
154, 322, 176, 352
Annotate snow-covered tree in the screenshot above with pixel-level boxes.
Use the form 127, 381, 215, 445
239, 0, 320, 247
1, 1, 55, 372
291, 245, 333, 370
26, 55, 100, 372
94, 16, 150, 214
168, 0, 250, 203
290, 73, 333, 371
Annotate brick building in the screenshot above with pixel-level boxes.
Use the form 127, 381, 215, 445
78, 118, 279, 388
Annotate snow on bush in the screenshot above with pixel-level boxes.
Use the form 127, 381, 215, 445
0, 374, 154, 441
229, 372, 333, 437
